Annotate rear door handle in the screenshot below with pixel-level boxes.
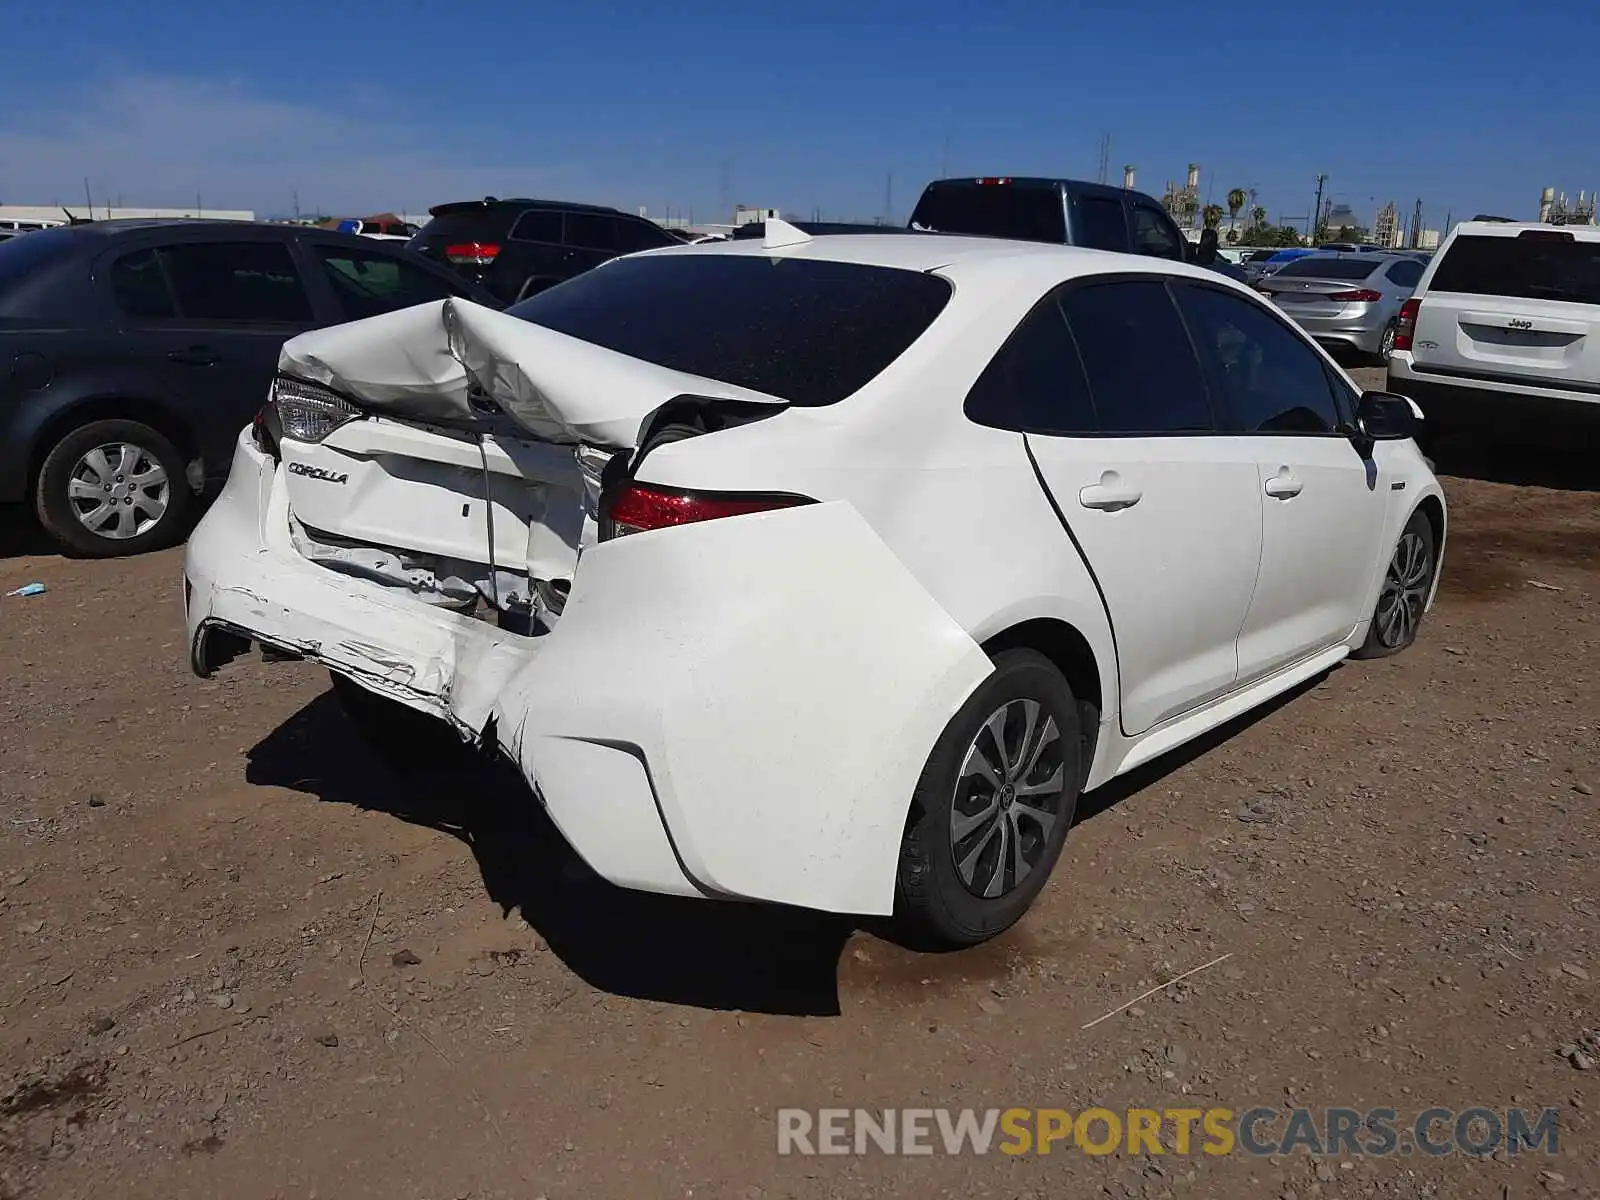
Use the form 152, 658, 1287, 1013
1079, 471, 1142, 512
1264, 468, 1303, 499
167, 346, 217, 366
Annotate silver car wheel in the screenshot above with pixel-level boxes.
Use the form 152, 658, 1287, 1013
1374, 530, 1431, 648
67, 442, 170, 540
949, 698, 1067, 899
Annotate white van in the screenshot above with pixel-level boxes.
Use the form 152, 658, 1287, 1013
1387, 220, 1600, 445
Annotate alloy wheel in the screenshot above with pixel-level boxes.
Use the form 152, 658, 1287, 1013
1380, 324, 1396, 360
1375, 530, 1431, 648
67, 442, 170, 540
949, 698, 1068, 899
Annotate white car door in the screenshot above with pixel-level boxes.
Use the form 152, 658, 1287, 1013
971, 278, 1265, 737
1172, 281, 1391, 683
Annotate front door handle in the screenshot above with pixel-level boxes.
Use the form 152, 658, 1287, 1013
167, 346, 217, 366
1079, 471, 1142, 512
1264, 468, 1303, 499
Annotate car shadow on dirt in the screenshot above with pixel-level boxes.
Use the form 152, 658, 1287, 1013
246, 691, 856, 1016
1432, 438, 1600, 492
0, 505, 58, 560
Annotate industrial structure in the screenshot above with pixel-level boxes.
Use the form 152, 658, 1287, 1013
1372, 201, 1400, 248
1538, 186, 1597, 226
1161, 164, 1202, 231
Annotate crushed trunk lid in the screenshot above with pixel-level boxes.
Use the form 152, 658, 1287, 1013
277, 296, 786, 448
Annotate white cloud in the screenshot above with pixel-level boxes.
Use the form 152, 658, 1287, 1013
0, 73, 601, 216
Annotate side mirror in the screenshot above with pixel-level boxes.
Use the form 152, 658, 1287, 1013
1357, 390, 1419, 440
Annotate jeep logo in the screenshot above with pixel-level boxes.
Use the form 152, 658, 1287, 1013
1508, 318, 1534, 330
287, 462, 350, 485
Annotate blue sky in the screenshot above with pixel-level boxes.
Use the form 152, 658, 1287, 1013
2, 0, 1594, 229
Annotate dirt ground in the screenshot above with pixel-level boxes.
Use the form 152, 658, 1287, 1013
2, 369, 1596, 1199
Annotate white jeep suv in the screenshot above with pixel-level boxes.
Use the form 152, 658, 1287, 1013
1388, 220, 1600, 445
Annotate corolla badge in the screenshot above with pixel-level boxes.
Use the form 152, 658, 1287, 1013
287, 462, 350, 484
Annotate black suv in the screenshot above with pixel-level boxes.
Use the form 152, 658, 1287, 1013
411, 198, 682, 304
0, 219, 488, 556
908, 177, 1193, 261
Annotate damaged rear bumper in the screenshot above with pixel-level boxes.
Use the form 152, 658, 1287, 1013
186, 430, 991, 916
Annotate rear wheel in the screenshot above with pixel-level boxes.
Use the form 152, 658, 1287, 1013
1352, 509, 1437, 659
34, 418, 191, 557
1377, 322, 1397, 363
892, 649, 1081, 949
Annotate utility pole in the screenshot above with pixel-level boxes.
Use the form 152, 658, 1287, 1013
1311, 173, 1328, 245
1410, 197, 1423, 248
83, 176, 93, 221
1096, 132, 1111, 184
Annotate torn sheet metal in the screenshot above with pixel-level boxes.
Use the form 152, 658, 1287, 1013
278, 297, 786, 449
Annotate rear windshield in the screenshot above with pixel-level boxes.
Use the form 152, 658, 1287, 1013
414, 207, 518, 243
1429, 234, 1600, 305
1271, 257, 1381, 281
909, 183, 1066, 244
506, 253, 952, 407
0, 227, 77, 291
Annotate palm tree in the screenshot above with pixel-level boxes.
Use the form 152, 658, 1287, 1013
1250, 205, 1267, 233
1226, 188, 1246, 233
1202, 204, 1224, 231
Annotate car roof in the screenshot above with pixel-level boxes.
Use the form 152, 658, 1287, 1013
646, 230, 1235, 289
427, 197, 631, 218
917, 175, 1165, 206
1447, 219, 1600, 243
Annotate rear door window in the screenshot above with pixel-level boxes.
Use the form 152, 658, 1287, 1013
1174, 283, 1342, 433
1385, 259, 1424, 288
908, 183, 1067, 243
563, 213, 618, 252
1131, 205, 1185, 260
964, 293, 1098, 434
109, 248, 178, 319
508, 254, 951, 407
614, 219, 673, 253
1075, 196, 1129, 252
1059, 280, 1213, 432
158, 241, 313, 323
1428, 234, 1600, 304
509, 210, 563, 244
314, 244, 459, 320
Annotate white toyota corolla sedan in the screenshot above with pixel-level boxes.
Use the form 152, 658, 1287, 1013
184, 222, 1446, 949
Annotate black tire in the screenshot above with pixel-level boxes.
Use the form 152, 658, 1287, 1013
892, 649, 1082, 950
34, 418, 192, 558
328, 671, 467, 768
1352, 508, 1437, 659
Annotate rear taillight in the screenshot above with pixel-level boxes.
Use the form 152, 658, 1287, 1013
1328, 289, 1384, 302
1394, 298, 1421, 352
444, 242, 501, 266
270, 375, 359, 444
600, 482, 812, 540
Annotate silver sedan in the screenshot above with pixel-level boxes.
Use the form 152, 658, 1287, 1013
1254, 252, 1425, 361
